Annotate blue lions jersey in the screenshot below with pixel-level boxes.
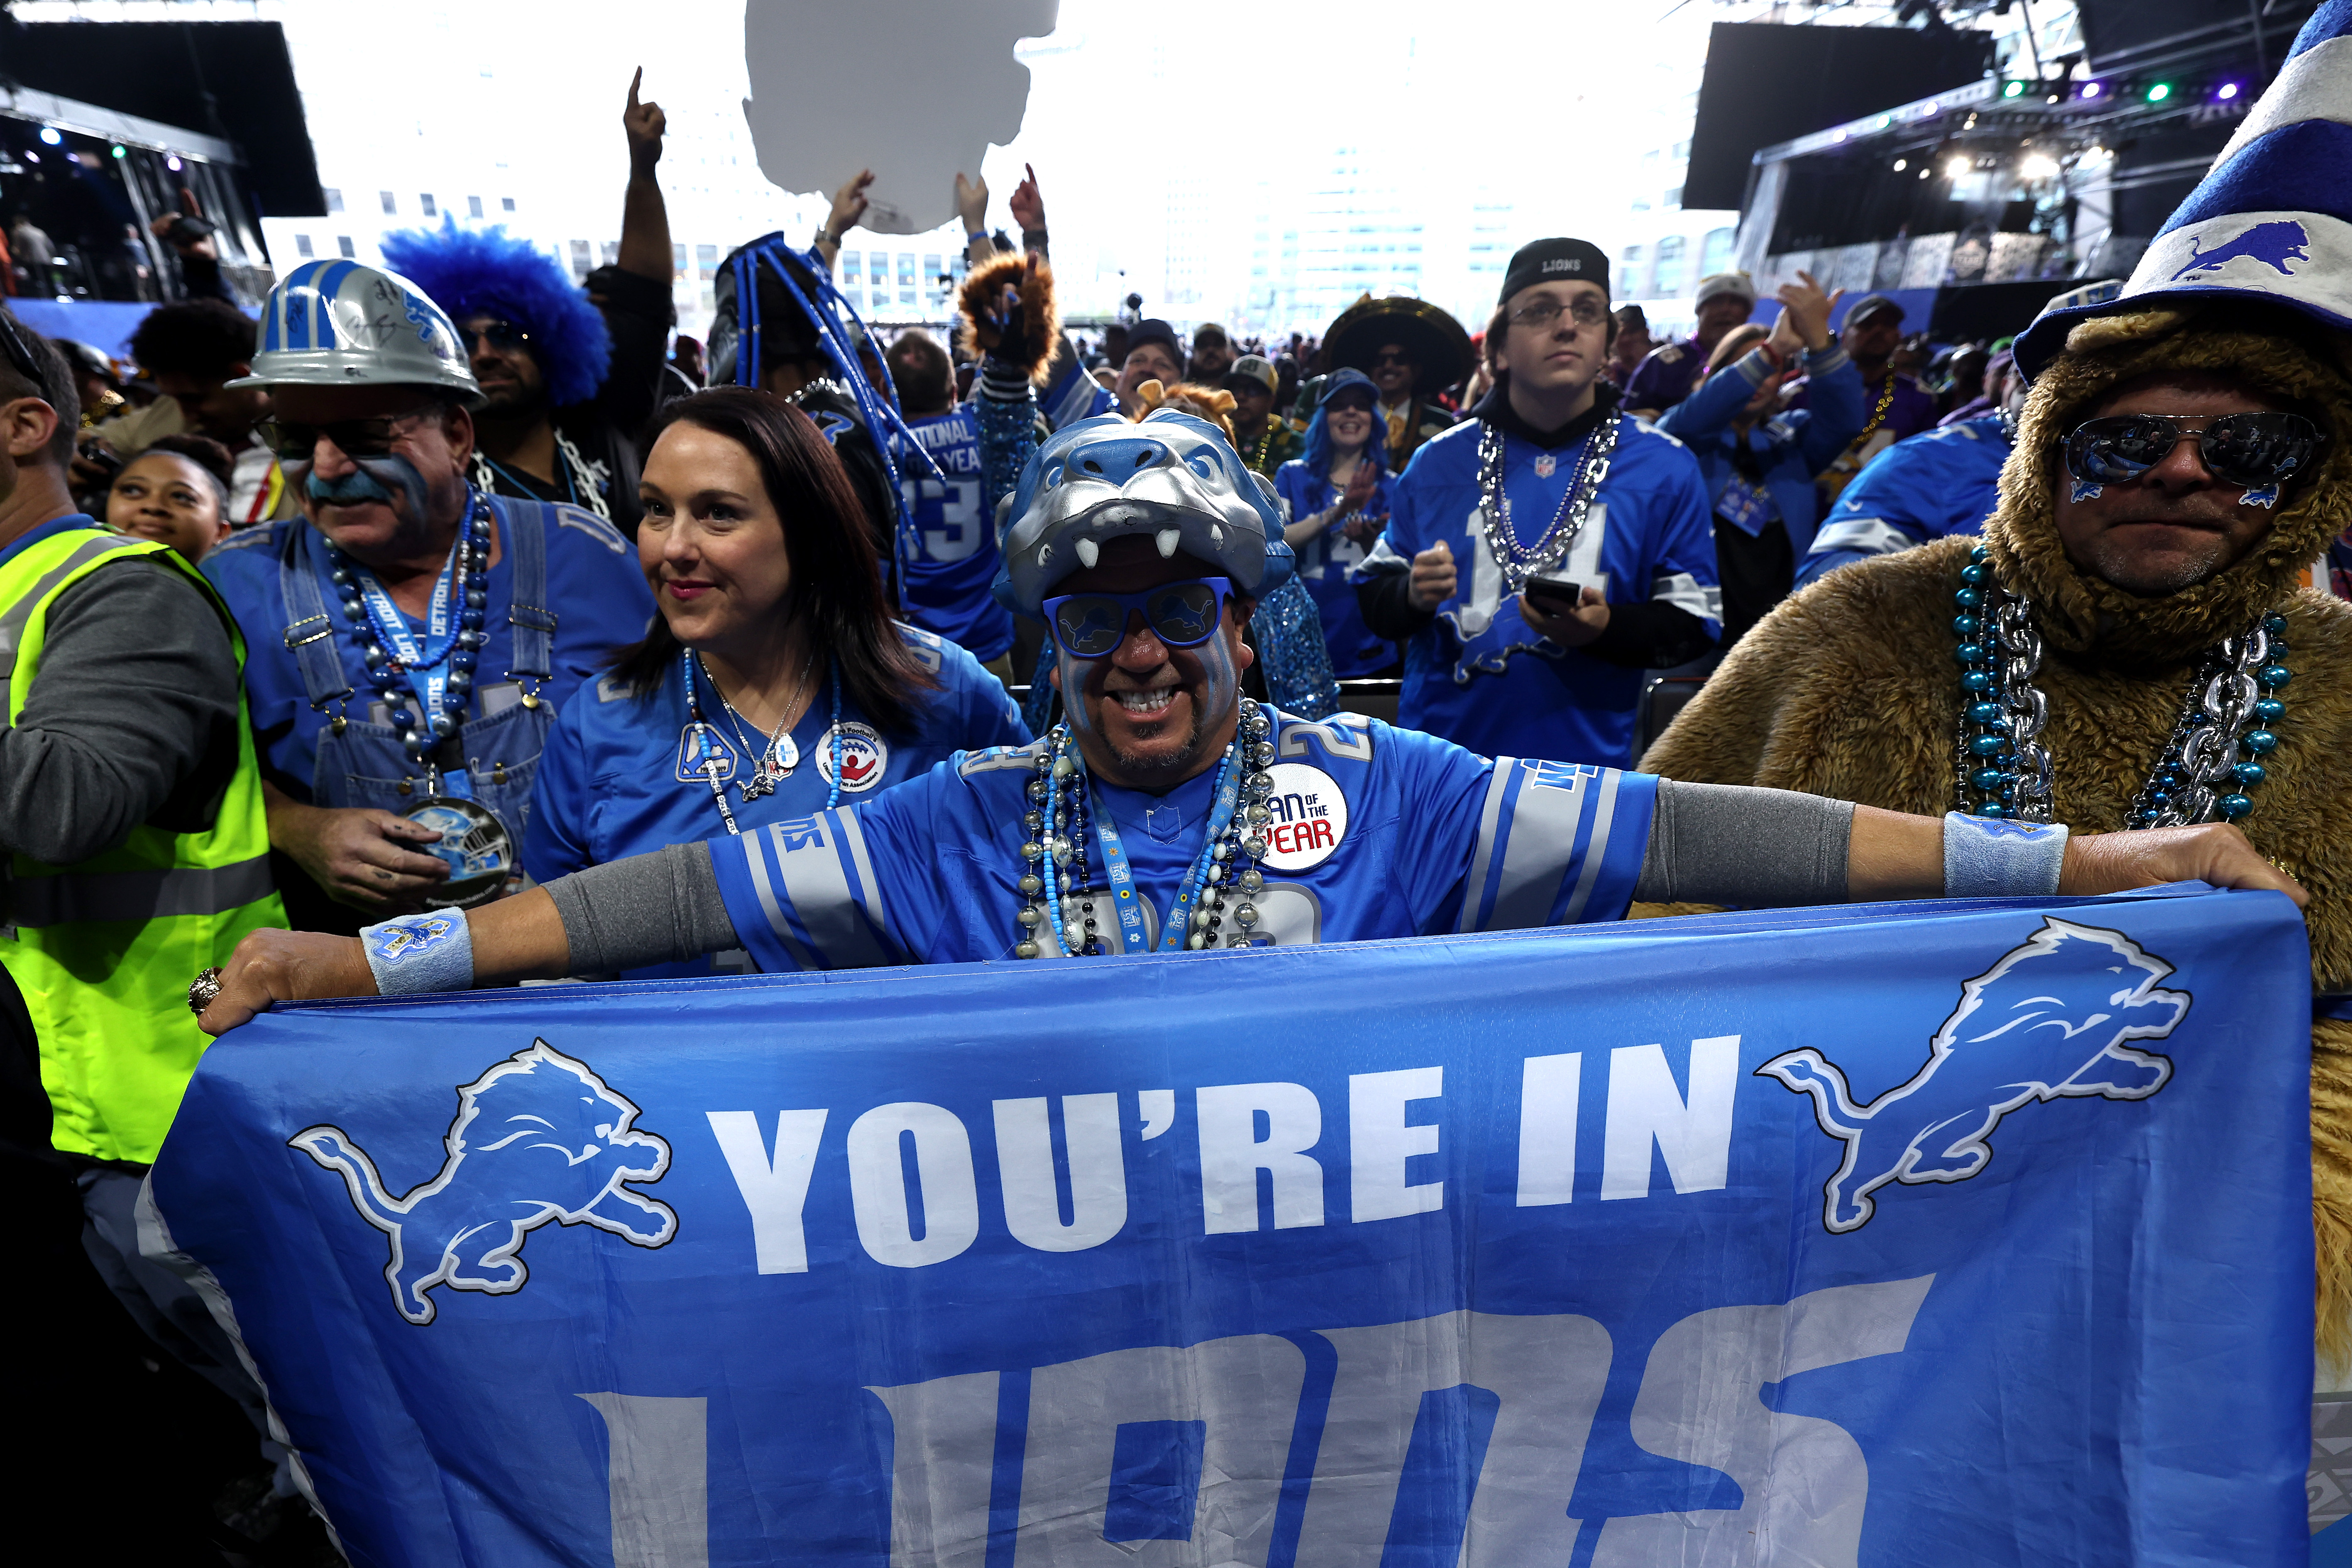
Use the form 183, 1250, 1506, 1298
1793, 414, 2010, 591
1043, 352, 1119, 432
1353, 415, 1719, 768
525, 625, 1027, 978
1274, 459, 1398, 678
897, 408, 1015, 662
704, 711, 1658, 971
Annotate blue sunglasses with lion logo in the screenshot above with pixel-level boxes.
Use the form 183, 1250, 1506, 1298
1044, 576, 1233, 659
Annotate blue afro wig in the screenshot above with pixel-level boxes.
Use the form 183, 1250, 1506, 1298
379, 220, 612, 408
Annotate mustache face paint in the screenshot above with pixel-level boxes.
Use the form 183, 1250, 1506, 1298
298, 454, 437, 524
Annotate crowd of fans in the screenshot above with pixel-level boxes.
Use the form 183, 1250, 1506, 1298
5, 57, 2349, 1564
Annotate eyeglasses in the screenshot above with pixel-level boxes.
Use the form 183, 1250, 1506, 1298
255, 405, 441, 463
1371, 350, 1412, 367
2062, 412, 2323, 491
458, 319, 532, 354
1506, 296, 1609, 330
1044, 576, 1233, 659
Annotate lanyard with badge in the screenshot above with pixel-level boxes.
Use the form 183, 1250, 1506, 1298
1080, 763, 1243, 953
331, 491, 512, 906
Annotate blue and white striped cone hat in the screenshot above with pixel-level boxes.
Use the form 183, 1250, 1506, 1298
2015, 0, 2352, 378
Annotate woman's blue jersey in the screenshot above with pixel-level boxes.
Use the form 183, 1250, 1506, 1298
526, 623, 1027, 977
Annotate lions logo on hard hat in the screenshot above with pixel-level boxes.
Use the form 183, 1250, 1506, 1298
230, 259, 484, 407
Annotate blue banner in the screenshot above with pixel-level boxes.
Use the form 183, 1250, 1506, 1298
147, 886, 2313, 1567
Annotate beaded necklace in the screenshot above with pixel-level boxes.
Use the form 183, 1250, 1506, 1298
680, 650, 843, 834
1012, 698, 1276, 958
1474, 415, 1619, 593
1853, 371, 1899, 443
1949, 544, 2291, 825
331, 489, 491, 772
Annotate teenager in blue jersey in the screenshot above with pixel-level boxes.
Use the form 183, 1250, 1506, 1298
202, 260, 655, 937
1274, 369, 1398, 677
200, 413, 2308, 1020
1352, 238, 1721, 768
881, 329, 1017, 675
523, 388, 1025, 977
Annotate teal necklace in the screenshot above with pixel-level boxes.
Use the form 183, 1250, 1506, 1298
1950, 543, 2291, 824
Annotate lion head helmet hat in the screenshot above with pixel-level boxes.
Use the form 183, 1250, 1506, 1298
993, 411, 1295, 617
1988, 4, 2352, 664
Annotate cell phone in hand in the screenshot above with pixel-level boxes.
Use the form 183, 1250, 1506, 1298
1523, 574, 1584, 616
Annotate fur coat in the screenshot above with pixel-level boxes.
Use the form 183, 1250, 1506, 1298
1639, 304, 2352, 1362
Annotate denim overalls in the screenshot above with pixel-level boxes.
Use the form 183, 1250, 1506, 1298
276, 493, 558, 843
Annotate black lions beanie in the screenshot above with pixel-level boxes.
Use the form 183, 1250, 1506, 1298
1499, 239, 1611, 306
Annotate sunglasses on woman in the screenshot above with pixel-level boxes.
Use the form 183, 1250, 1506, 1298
1044, 577, 1233, 659
2062, 412, 2323, 491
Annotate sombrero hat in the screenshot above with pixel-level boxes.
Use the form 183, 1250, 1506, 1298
1323, 294, 1474, 396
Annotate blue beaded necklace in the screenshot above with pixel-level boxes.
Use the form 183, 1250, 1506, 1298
1014, 699, 1277, 959
331, 489, 491, 770
1951, 543, 2291, 824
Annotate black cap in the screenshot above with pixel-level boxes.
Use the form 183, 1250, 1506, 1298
1125, 318, 1183, 366
1500, 239, 1609, 306
1846, 293, 1905, 328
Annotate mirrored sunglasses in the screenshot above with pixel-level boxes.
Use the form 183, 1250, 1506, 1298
2063, 412, 2323, 491
1044, 576, 1233, 659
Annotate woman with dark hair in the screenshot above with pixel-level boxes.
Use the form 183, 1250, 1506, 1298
522, 387, 1027, 975
107, 432, 236, 563
1274, 369, 1399, 677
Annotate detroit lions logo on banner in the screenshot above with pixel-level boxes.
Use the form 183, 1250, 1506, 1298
290, 1041, 677, 1324
2168, 219, 2311, 282
1759, 918, 2189, 1233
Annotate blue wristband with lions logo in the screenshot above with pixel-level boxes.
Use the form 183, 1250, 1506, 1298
359, 910, 476, 996
1943, 812, 2069, 898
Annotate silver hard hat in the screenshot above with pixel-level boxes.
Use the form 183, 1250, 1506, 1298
228, 258, 484, 406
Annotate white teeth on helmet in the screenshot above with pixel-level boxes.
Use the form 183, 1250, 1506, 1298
1155, 528, 1182, 558
1208, 524, 1223, 545
1074, 537, 1099, 569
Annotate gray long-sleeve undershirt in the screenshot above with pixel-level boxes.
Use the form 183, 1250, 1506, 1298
0, 557, 243, 869
543, 779, 1856, 976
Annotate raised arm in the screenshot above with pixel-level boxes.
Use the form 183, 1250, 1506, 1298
615, 69, 671, 283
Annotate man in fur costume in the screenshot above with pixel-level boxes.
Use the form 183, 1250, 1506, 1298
1641, 7, 2352, 1368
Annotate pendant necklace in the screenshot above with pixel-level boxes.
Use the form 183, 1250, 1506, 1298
331, 487, 512, 906
681, 647, 843, 833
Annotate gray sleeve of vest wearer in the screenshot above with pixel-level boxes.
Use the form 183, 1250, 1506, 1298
1634, 779, 1855, 908
543, 841, 739, 975
0, 557, 242, 866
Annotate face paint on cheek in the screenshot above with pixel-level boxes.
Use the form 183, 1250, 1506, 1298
2069, 479, 2104, 503
2240, 483, 2281, 509
353, 454, 438, 523
1057, 650, 1103, 748
1193, 624, 1240, 732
